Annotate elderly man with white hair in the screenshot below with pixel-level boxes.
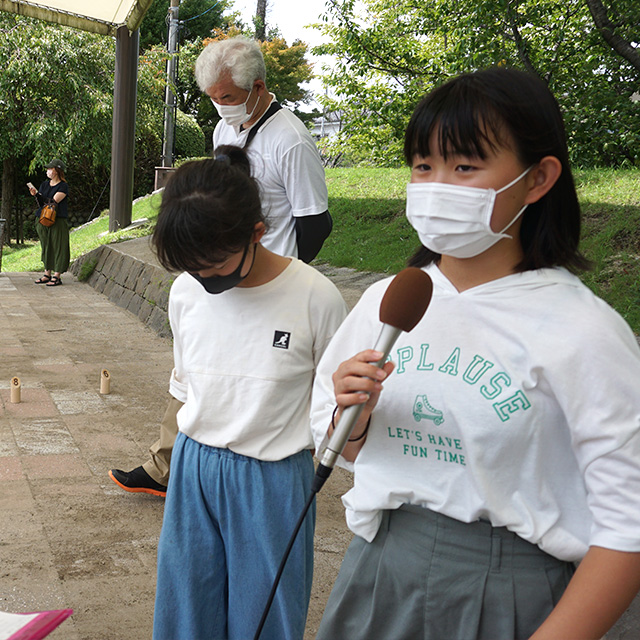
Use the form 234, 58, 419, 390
197, 35, 332, 261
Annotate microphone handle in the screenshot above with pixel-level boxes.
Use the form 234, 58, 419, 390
319, 323, 402, 469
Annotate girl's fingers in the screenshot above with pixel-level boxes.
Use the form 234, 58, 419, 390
332, 351, 396, 408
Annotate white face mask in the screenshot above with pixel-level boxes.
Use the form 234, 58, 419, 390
211, 85, 259, 128
405, 166, 533, 258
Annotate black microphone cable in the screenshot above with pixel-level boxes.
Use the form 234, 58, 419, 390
252, 481, 319, 640
252, 441, 361, 639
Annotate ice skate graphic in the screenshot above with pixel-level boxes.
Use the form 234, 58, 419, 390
413, 394, 444, 425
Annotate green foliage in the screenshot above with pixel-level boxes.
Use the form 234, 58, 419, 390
0, 14, 116, 236
575, 168, 640, 331
318, 166, 416, 271
0, 15, 115, 172
77, 257, 98, 281
313, 0, 640, 167
0, 15, 207, 222
175, 110, 206, 159
166, 37, 220, 150
261, 37, 314, 105
139, 0, 229, 50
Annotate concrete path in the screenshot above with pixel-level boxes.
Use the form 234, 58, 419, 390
1, 240, 638, 639
0, 243, 381, 640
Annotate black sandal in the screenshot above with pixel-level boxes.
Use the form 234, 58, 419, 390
35, 274, 52, 284
46, 276, 62, 287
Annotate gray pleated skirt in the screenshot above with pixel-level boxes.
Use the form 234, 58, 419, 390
316, 505, 575, 640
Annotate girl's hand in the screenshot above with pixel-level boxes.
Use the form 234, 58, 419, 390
332, 349, 395, 414
29, 187, 37, 196
328, 350, 395, 462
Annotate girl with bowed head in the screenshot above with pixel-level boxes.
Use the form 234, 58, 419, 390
311, 67, 640, 639
152, 145, 347, 640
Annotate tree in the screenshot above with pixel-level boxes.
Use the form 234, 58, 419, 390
0, 15, 207, 242
313, 0, 640, 167
0, 15, 115, 241
262, 36, 314, 105
139, 0, 229, 50
584, 0, 640, 72
254, 0, 268, 41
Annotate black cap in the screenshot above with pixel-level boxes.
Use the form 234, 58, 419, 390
45, 158, 66, 172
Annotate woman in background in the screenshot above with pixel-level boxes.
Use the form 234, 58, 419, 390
30, 158, 70, 287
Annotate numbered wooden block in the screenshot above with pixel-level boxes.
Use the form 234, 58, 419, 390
100, 369, 111, 395
10, 376, 21, 404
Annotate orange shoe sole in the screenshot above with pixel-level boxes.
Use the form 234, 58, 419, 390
108, 470, 167, 497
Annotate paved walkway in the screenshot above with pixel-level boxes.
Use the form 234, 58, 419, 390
0, 270, 172, 639
1, 243, 638, 639
0, 246, 381, 640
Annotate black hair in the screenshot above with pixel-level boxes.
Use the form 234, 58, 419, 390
152, 145, 265, 273
404, 67, 590, 273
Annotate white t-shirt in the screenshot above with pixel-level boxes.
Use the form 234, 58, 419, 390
311, 263, 640, 562
213, 95, 328, 258
170, 258, 347, 462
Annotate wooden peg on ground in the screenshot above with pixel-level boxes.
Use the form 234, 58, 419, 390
10, 376, 21, 403
100, 369, 111, 395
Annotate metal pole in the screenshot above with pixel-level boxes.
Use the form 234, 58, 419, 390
161, 0, 180, 168
109, 26, 140, 233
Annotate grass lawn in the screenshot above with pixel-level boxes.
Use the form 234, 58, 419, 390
2, 167, 639, 334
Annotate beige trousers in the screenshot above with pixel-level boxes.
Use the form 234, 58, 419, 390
142, 396, 183, 485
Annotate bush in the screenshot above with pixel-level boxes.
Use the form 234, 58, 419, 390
175, 110, 206, 160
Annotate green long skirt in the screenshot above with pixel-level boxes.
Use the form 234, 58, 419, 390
36, 217, 70, 273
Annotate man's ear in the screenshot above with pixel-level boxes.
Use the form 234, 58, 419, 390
253, 79, 267, 97
524, 156, 562, 205
252, 221, 267, 243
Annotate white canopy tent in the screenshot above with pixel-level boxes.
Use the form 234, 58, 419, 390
0, 0, 157, 230
0, 0, 154, 36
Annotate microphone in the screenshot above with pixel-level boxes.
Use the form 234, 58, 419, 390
313, 268, 433, 492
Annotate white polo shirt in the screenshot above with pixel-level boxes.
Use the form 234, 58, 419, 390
213, 95, 328, 258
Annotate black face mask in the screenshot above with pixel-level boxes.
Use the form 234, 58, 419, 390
190, 243, 255, 294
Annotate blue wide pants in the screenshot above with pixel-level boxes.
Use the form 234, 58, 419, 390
153, 432, 315, 640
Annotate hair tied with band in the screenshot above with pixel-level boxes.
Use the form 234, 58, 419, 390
214, 154, 231, 166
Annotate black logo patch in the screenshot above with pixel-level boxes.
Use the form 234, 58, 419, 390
273, 331, 291, 350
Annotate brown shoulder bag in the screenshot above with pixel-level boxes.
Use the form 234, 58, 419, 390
39, 202, 57, 227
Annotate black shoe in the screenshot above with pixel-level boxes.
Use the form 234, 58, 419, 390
109, 466, 167, 497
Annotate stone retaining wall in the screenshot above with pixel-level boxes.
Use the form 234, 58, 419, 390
70, 244, 173, 339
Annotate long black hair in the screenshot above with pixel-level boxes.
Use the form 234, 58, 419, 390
404, 67, 589, 273
152, 145, 265, 273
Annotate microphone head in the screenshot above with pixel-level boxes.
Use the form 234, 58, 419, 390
379, 267, 433, 332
